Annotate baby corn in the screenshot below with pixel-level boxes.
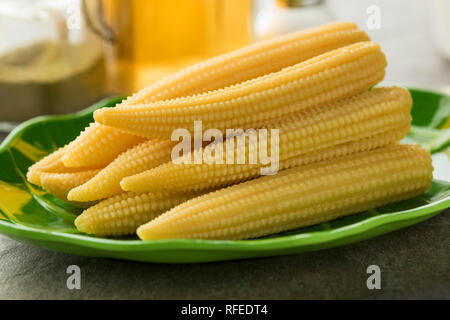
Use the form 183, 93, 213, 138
68, 139, 176, 202
121, 86, 411, 193
62, 123, 145, 168
75, 191, 202, 237
125, 21, 370, 105
27, 146, 67, 185
137, 145, 433, 240
40, 170, 100, 201
27, 146, 103, 186
64, 21, 369, 167
95, 42, 387, 139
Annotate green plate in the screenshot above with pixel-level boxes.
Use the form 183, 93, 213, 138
0, 89, 449, 263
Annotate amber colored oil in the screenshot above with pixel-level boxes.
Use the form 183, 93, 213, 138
102, 0, 253, 94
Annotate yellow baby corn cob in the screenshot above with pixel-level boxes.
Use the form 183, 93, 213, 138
121, 86, 411, 193
41, 157, 102, 175
27, 146, 103, 186
124, 21, 370, 105
95, 41, 387, 139
61, 123, 145, 168
27, 147, 67, 185
279, 126, 408, 169
40, 170, 100, 201
64, 21, 369, 167
137, 145, 433, 240
75, 191, 203, 237
67, 139, 176, 202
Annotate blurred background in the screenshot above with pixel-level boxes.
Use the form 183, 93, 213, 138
0, 0, 449, 128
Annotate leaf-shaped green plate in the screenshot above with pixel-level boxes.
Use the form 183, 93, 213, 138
0, 89, 449, 263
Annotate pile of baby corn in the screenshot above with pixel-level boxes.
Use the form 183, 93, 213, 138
27, 22, 433, 240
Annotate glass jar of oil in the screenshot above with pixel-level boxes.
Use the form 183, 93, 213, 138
0, 0, 107, 124
101, 0, 254, 94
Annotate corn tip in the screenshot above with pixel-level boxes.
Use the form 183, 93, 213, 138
61, 153, 76, 167
136, 224, 146, 239
27, 170, 41, 186
74, 215, 88, 234
66, 188, 77, 201
93, 109, 107, 124
119, 178, 131, 191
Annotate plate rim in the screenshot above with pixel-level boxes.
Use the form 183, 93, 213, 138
0, 186, 448, 253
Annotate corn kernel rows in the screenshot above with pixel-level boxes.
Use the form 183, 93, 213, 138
40, 170, 100, 201
75, 191, 203, 236
27, 146, 103, 186
124, 22, 369, 105
94, 42, 387, 139
121, 86, 411, 193
137, 145, 433, 240
68, 139, 176, 202
62, 122, 146, 168
64, 22, 369, 168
